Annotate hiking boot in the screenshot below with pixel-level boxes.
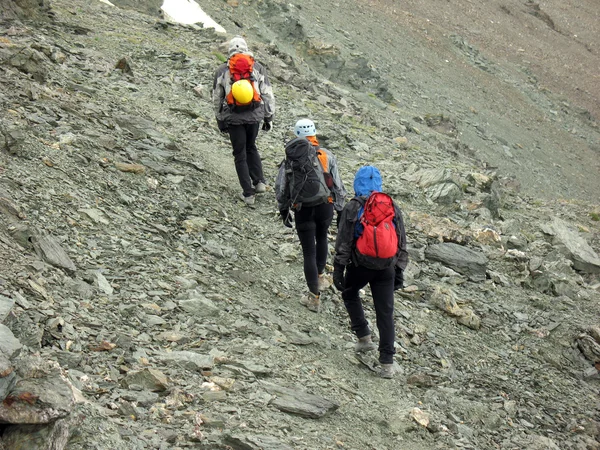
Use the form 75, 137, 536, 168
317, 273, 331, 291
379, 363, 394, 379
355, 335, 377, 353
239, 193, 256, 206
300, 292, 320, 312
255, 182, 267, 193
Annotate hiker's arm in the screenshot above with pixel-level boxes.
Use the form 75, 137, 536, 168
328, 152, 347, 212
394, 204, 409, 270
212, 67, 227, 121
257, 64, 275, 120
274, 163, 289, 211
334, 202, 358, 266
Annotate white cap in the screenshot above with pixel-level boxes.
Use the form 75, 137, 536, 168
228, 36, 248, 56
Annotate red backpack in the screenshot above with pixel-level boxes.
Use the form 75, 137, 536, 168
225, 53, 261, 110
354, 192, 399, 270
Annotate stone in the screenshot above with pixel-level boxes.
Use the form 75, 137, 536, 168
1, 416, 76, 449
0, 294, 15, 322
224, 433, 294, 450
178, 295, 219, 317
0, 374, 74, 424
261, 381, 339, 419
408, 168, 454, 188
95, 271, 113, 295
425, 243, 488, 281
409, 407, 430, 427
524, 434, 561, 450
0, 325, 22, 359
120, 390, 159, 406
182, 217, 209, 233
542, 217, 600, 273
79, 208, 110, 225
0, 357, 16, 399
156, 351, 213, 372
31, 235, 76, 272
121, 368, 168, 392
427, 182, 462, 204
456, 309, 481, 330
114, 162, 145, 174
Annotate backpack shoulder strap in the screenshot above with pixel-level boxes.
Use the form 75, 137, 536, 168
316, 148, 328, 173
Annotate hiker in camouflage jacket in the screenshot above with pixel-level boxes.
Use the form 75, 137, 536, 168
212, 36, 275, 204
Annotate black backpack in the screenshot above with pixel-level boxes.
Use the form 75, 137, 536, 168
284, 137, 329, 211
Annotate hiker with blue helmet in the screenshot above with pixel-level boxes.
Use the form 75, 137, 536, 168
333, 165, 408, 378
275, 119, 346, 312
212, 36, 275, 206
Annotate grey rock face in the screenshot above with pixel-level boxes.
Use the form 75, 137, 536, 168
156, 351, 214, 372
0, 325, 22, 359
0, 295, 15, 322
0, 374, 74, 424
261, 381, 339, 419
542, 217, 600, 273
425, 243, 488, 281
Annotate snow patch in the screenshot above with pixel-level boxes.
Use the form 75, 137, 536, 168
161, 0, 226, 33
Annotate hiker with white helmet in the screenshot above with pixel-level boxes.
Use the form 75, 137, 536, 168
275, 119, 346, 312
333, 166, 408, 378
212, 36, 275, 206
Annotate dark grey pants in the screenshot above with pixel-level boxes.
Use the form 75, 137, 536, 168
295, 202, 334, 295
228, 123, 264, 197
342, 265, 396, 364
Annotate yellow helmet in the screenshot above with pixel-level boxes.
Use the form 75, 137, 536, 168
231, 79, 254, 105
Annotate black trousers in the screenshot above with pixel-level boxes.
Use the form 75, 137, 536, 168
294, 202, 334, 295
342, 264, 396, 364
228, 123, 265, 197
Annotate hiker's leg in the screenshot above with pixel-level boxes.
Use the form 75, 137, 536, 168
314, 202, 334, 274
370, 266, 396, 364
342, 265, 373, 338
229, 124, 254, 197
244, 122, 264, 185
295, 207, 319, 295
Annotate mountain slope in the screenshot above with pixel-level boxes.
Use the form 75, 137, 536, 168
0, 0, 598, 449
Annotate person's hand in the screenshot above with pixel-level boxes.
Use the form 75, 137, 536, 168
217, 120, 228, 133
394, 269, 404, 291
333, 263, 345, 291
262, 118, 272, 132
280, 210, 292, 228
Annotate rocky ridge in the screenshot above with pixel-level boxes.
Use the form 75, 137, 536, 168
0, 0, 599, 449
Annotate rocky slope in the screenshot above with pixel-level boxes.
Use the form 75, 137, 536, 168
0, 0, 599, 449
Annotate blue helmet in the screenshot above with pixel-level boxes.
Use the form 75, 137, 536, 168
353, 165, 382, 197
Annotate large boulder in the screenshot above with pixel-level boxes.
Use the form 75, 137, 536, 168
542, 217, 600, 273
425, 243, 488, 282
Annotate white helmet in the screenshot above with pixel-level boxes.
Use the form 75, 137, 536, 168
294, 119, 316, 137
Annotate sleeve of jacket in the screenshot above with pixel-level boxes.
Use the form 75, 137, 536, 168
334, 200, 360, 266
394, 203, 409, 270
327, 150, 347, 212
212, 64, 228, 121
275, 162, 289, 211
256, 63, 275, 119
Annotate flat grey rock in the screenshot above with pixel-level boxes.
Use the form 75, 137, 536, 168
425, 243, 488, 282
261, 381, 339, 419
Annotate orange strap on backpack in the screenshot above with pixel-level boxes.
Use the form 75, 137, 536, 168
316, 149, 334, 203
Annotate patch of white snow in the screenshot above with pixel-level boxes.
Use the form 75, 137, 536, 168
161, 0, 226, 33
